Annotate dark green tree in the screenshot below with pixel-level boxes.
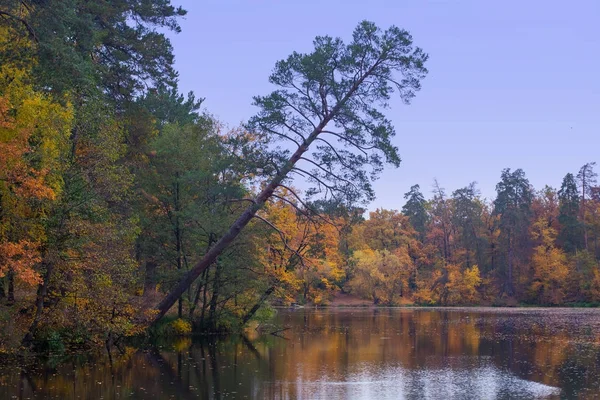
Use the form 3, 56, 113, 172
493, 168, 533, 297
577, 162, 597, 251
151, 20, 429, 323
452, 183, 487, 270
558, 173, 582, 253
402, 184, 428, 241
1, 0, 185, 100
138, 86, 204, 127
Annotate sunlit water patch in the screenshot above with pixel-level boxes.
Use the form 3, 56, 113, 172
276, 364, 560, 400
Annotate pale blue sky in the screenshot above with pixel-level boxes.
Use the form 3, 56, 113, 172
168, 0, 600, 209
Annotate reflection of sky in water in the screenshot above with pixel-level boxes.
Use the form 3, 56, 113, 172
275, 363, 560, 400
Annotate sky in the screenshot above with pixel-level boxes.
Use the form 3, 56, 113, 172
167, 0, 600, 210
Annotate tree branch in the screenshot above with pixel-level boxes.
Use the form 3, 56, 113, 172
322, 130, 377, 153
299, 156, 362, 192
252, 214, 307, 268
0, 10, 37, 42
258, 123, 302, 148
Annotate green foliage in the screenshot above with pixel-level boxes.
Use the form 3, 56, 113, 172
558, 173, 582, 252
253, 305, 277, 324
248, 20, 428, 205
402, 185, 428, 240
493, 168, 533, 296
1, 0, 186, 99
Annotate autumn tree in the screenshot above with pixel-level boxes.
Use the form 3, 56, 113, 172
152, 20, 429, 323
430, 263, 482, 305
0, 47, 72, 303
529, 212, 570, 305
349, 248, 413, 305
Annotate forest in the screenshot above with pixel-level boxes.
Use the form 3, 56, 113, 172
1, 0, 599, 354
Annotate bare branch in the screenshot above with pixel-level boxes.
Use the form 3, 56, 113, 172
299, 156, 362, 192
223, 198, 256, 205
271, 193, 315, 222
314, 137, 355, 170
280, 120, 307, 142
281, 96, 317, 130
275, 183, 339, 231
291, 167, 336, 192
259, 123, 302, 148
322, 130, 377, 153
290, 81, 323, 121
252, 214, 307, 268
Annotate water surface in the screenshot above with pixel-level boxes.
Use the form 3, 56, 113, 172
2, 307, 600, 399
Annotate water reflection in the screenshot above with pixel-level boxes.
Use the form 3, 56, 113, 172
1, 308, 600, 399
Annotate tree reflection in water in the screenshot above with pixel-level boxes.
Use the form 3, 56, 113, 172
1, 308, 600, 399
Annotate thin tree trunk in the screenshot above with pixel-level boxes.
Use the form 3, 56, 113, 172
22, 260, 53, 345
189, 273, 205, 320
582, 174, 589, 251
207, 263, 222, 330
189, 237, 215, 319
199, 264, 211, 325
507, 232, 514, 297
174, 175, 184, 318
0, 277, 5, 299
241, 286, 276, 325
7, 269, 14, 304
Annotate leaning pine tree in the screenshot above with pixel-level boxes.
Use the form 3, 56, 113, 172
150, 20, 429, 324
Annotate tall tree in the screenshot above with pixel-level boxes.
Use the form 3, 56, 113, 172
577, 162, 597, 251
493, 168, 533, 297
558, 173, 582, 253
0, 53, 72, 303
151, 21, 429, 323
429, 180, 452, 262
451, 183, 486, 270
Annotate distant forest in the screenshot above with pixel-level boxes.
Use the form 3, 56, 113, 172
0, 1, 598, 353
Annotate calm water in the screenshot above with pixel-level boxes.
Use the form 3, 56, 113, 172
2, 307, 600, 399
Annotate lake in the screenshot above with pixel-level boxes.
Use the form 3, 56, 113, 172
1, 307, 600, 399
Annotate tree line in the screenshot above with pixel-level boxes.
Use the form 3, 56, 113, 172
348, 165, 600, 307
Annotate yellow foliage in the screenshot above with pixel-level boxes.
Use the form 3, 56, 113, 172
529, 217, 570, 304
171, 319, 192, 336
349, 248, 414, 305
0, 52, 72, 288
255, 191, 345, 303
